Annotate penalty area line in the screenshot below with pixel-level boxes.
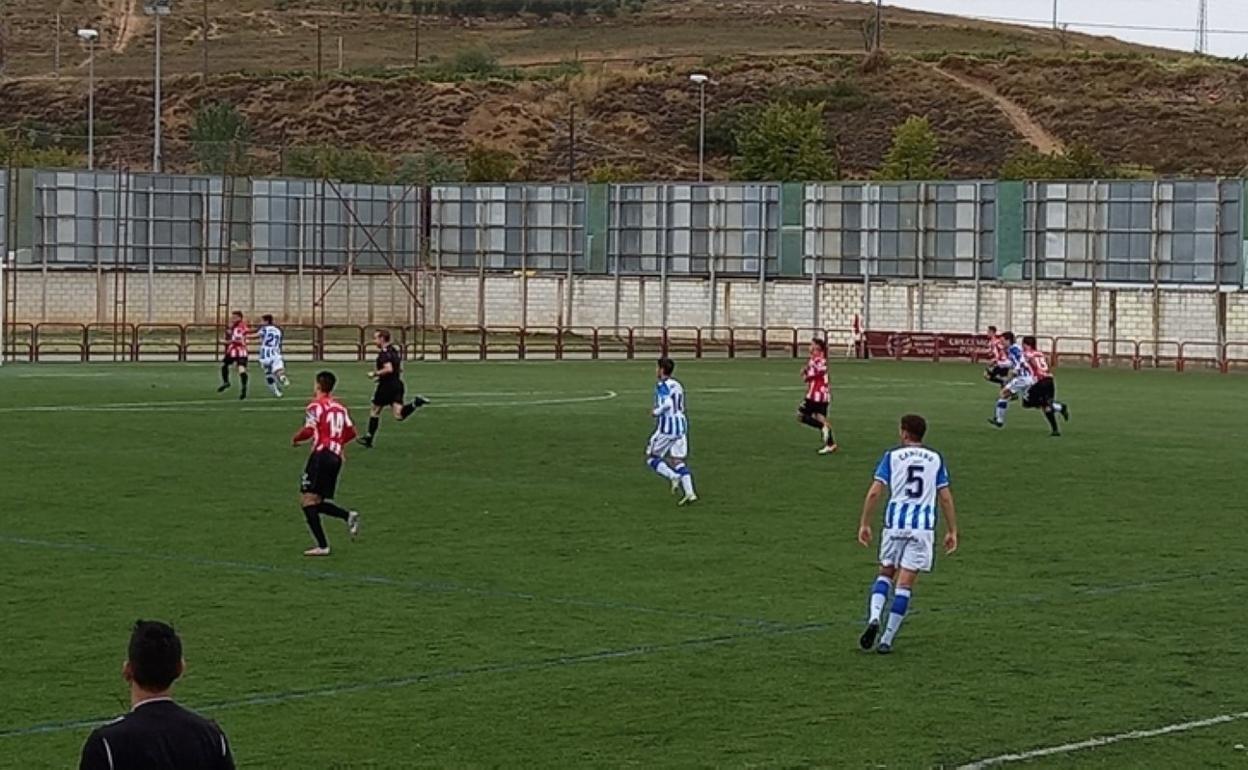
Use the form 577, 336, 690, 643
0, 391, 619, 413
957, 710, 1248, 768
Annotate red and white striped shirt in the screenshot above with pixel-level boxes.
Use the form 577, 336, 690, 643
803, 354, 830, 403
1024, 348, 1052, 379
988, 334, 1008, 365
225, 322, 250, 359
301, 395, 357, 457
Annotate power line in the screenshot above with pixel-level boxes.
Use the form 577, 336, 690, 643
969, 13, 1248, 36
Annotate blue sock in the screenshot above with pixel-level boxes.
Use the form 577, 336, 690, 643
868, 576, 891, 624
881, 587, 911, 646
648, 457, 680, 482
995, 399, 1008, 423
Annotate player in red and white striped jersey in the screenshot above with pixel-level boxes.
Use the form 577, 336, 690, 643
797, 338, 838, 455
983, 325, 1011, 385
291, 371, 361, 556
217, 311, 250, 400
1020, 336, 1070, 437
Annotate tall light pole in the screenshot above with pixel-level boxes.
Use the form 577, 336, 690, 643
690, 73, 710, 182
78, 28, 99, 170
1051, 0, 1058, 30
144, 0, 173, 172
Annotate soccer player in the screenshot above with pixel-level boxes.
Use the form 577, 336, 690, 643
797, 338, 838, 455
857, 414, 959, 654
646, 357, 698, 506
254, 314, 290, 398
217, 310, 249, 400
983, 325, 1011, 385
1020, 335, 1070, 436
987, 331, 1032, 429
292, 370, 361, 557
358, 329, 428, 449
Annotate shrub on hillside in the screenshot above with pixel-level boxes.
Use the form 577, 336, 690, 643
586, 161, 643, 183
999, 141, 1114, 180
874, 115, 945, 181
190, 102, 254, 175
732, 101, 838, 182
395, 148, 466, 184
465, 145, 517, 182
285, 144, 391, 183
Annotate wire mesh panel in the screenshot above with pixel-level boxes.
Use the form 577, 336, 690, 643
430, 185, 584, 271
325, 183, 420, 271
1025, 180, 1240, 284
610, 184, 778, 276
130, 173, 219, 268
805, 183, 994, 279
252, 178, 314, 268
33, 170, 124, 266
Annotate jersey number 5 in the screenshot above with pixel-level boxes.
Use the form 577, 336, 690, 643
904, 465, 925, 499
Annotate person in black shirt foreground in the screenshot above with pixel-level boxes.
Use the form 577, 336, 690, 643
80, 620, 234, 770
358, 328, 429, 448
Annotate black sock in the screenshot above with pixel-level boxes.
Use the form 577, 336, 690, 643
220, 363, 230, 386
266, 375, 275, 388
1044, 410, 1059, 433
302, 505, 329, 548
825, 429, 836, 446
318, 501, 350, 520
399, 403, 415, 419
800, 414, 822, 430
367, 416, 380, 438
240, 372, 249, 391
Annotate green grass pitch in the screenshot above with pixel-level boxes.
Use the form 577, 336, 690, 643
1, 358, 1245, 768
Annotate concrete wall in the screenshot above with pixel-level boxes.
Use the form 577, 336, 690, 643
8, 268, 1244, 346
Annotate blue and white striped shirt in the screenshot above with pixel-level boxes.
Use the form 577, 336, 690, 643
874, 445, 949, 533
1007, 343, 1031, 378
258, 324, 284, 360
653, 378, 689, 437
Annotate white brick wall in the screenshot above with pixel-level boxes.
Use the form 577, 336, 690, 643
11, 270, 1246, 346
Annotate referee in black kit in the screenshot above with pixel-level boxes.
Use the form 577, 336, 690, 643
79, 620, 234, 770
358, 328, 428, 448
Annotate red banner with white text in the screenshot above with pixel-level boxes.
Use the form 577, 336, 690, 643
863, 331, 990, 361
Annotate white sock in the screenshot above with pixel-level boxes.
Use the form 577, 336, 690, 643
868, 576, 891, 624
648, 458, 680, 482
1053, 402, 1065, 413
880, 587, 912, 646
995, 400, 1008, 423
675, 463, 695, 496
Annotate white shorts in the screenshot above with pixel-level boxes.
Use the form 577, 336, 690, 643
1004, 375, 1035, 396
646, 432, 688, 460
261, 356, 285, 374
879, 532, 934, 573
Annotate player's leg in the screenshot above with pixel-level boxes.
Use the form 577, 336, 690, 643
877, 567, 918, 654
671, 438, 697, 505
361, 398, 384, 447
236, 360, 249, 400
263, 360, 282, 397
860, 561, 897, 650
990, 381, 1020, 427
814, 403, 837, 453
645, 433, 682, 491
399, 393, 430, 420
218, 356, 233, 392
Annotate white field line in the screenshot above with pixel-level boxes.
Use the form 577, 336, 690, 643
957, 710, 1248, 768
0, 391, 619, 413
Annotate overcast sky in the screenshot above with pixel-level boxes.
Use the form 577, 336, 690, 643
860, 0, 1248, 57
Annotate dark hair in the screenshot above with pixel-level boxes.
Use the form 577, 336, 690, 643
1022, 335, 1038, 349
316, 370, 337, 394
900, 414, 927, 442
262, 314, 274, 324
987, 325, 998, 334
231, 310, 242, 318
128, 620, 182, 691
811, 338, 828, 354
657, 357, 675, 376
375, 328, 392, 343
1003, 331, 1016, 343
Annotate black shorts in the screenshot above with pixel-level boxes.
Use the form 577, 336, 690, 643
799, 398, 829, 418
301, 450, 342, 499
372, 378, 406, 408
1023, 377, 1056, 409
986, 364, 1010, 380
224, 355, 249, 367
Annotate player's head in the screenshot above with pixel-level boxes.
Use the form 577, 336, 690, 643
987, 325, 998, 335
315, 370, 337, 396
124, 620, 184, 693
1022, 335, 1038, 351
810, 338, 827, 356
899, 414, 927, 444
230, 310, 242, 324
374, 329, 391, 348
262, 313, 274, 325
1003, 331, 1016, 344
657, 357, 675, 380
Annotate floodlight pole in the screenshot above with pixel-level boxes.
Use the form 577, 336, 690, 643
690, 73, 710, 182
145, 1, 172, 172
86, 35, 96, 168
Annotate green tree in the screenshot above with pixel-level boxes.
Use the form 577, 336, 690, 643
875, 115, 944, 180
450, 48, 501, 78
190, 102, 253, 175
285, 144, 391, 183
0, 129, 83, 168
999, 141, 1112, 180
586, 161, 643, 183
464, 145, 517, 182
395, 148, 466, 184
732, 101, 838, 182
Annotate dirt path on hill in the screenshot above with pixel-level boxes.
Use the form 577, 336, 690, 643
109, 0, 141, 54
933, 65, 1064, 154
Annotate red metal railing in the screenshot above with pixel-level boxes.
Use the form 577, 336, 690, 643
7, 324, 1248, 374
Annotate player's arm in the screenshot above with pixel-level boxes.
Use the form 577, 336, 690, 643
341, 416, 358, 445
369, 358, 394, 380
857, 480, 886, 547
78, 732, 111, 770
651, 393, 673, 417
292, 408, 317, 446
938, 487, 958, 554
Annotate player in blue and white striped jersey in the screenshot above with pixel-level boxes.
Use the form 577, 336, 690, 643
645, 357, 697, 506
988, 331, 1034, 428
856, 414, 959, 654
254, 314, 290, 398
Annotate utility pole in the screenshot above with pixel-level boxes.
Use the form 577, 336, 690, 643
316, 22, 323, 80
413, 3, 422, 69
567, 100, 576, 182
1196, 0, 1209, 54
202, 0, 209, 82
54, 9, 62, 78
873, 0, 882, 50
